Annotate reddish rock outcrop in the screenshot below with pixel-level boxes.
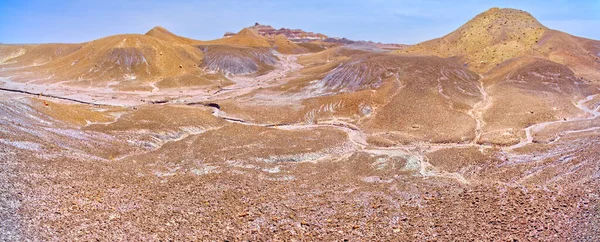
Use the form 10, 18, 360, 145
224, 23, 327, 42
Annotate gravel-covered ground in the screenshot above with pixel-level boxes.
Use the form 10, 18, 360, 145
0, 91, 598, 241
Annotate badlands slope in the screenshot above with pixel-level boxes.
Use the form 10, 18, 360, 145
1, 8, 599, 241
397, 7, 600, 145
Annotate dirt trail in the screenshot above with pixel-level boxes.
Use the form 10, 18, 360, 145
505, 94, 600, 151
149, 82, 160, 93
0, 87, 104, 106
467, 76, 491, 144
210, 107, 469, 184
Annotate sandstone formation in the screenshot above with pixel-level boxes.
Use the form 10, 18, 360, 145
224, 22, 328, 42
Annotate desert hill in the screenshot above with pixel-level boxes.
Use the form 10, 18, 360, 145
534, 29, 600, 81
399, 8, 546, 72
207, 28, 310, 54
270, 34, 309, 54
206, 28, 271, 48
198, 29, 280, 75
0, 43, 83, 68
0, 26, 299, 90
5, 34, 226, 91
145, 26, 202, 45
477, 56, 596, 144
223, 23, 328, 42
398, 7, 600, 81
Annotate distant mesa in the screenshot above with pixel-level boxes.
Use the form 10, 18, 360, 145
223, 23, 328, 42
221, 23, 406, 52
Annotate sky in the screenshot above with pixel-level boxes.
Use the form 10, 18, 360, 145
0, 0, 599, 44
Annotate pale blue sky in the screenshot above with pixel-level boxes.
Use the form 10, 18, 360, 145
1, 0, 599, 44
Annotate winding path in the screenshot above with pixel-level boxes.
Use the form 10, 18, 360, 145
207, 106, 471, 184
0, 87, 104, 106
505, 94, 600, 151
467, 76, 491, 144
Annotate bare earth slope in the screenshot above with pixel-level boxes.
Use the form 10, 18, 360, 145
400, 8, 547, 73
0, 43, 83, 68
397, 7, 600, 147
0, 33, 225, 91
399, 7, 600, 81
